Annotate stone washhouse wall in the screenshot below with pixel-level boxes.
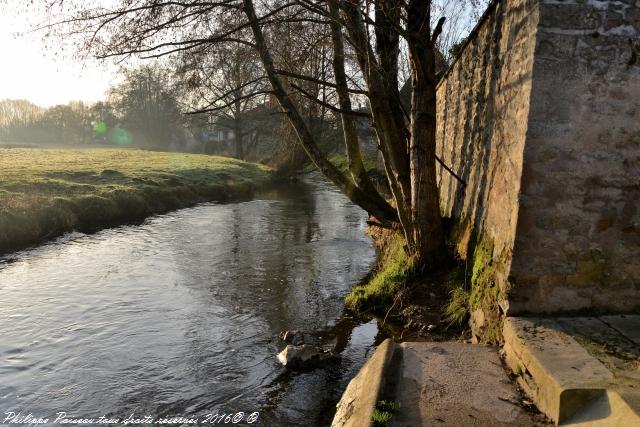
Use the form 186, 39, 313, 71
435, 0, 640, 340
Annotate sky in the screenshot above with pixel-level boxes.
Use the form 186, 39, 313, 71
0, 0, 487, 109
0, 1, 117, 108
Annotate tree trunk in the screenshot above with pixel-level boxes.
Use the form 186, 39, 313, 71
340, 1, 414, 242
233, 119, 244, 159
407, 0, 446, 266
327, 0, 391, 212
233, 94, 245, 159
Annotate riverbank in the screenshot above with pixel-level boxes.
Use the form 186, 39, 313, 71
345, 226, 468, 342
337, 230, 553, 426
0, 148, 272, 255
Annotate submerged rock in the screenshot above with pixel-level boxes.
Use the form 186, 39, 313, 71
279, 330, 305, 346
277, 344, 337, 370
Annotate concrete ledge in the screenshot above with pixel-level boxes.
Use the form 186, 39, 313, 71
331, 338, 397, 427
561, 389, 640, 426
503, 317, 614, 424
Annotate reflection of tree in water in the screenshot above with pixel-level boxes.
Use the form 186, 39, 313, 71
158, 175, 375, 423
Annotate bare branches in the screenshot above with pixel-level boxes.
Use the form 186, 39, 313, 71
431, 16, 446, 43
36, 0, 486, 250
275, 69, 366, 95
289, 83, 368, 117
185, 90, 272, 114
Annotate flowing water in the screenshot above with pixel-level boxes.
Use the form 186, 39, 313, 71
0, 177, 386, 426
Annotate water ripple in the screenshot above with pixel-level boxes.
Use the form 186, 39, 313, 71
0, 176, 378, 425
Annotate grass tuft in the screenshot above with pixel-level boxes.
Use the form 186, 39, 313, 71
445, 286, 470, 326
372, 410, 392, 426
376, 400, 401, 412
372, 400, 400, 426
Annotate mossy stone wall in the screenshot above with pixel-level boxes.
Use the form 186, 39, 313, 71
436, 0, 640, 341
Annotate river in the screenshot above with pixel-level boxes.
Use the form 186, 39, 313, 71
0, 176, 386, 426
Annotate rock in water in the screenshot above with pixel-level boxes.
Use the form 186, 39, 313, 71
279, 330, 305, 346
277, 345, 337, 370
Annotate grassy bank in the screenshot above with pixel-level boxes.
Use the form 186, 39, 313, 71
329, 154, 389, 194
345, 229, 414, 312
0, 148, 272, 255
329, 154, 380, 174
346, 227, 470, 342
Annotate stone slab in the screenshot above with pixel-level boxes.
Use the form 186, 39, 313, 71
389, 342, 543, 426
560, 389, 640, 426
599, 315, 640, 346
556, 316, 639, 358
503, 317, 614, 424
555, 316, 640, 382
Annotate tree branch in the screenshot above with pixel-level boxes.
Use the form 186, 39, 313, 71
275, 69, 367, 95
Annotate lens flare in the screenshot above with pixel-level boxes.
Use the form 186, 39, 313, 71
108, 128, 133, 145
93, 122, 107, 134
170, 154, 190, 171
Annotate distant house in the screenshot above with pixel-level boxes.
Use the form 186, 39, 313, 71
204, 102, 280, 161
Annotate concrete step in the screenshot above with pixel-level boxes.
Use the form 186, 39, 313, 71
561, 389, 640, 426
503, 316, 640, 426
387, 341, 545, 426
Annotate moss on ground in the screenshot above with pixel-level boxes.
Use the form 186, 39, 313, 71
0, 148, 272, 255
345, 231, 413, 312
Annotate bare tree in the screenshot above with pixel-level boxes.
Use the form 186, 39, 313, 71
108, 65, 186, 150
40, 0, 486, 269
176, 35, 268, 159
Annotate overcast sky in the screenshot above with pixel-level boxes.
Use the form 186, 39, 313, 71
0, 1, 117, 107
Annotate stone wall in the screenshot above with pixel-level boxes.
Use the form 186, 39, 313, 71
435, 0, 640, 338
509, 0, 640, 313
436, 0, 540, 340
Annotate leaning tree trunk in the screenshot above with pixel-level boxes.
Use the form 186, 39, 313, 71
327, 0, 391, 212
242, 0, 398, 225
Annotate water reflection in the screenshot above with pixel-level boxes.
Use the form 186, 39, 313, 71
0, 175, 379, 425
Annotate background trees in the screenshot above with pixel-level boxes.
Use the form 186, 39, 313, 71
108, 65, 186, 151
0, 99, 91, 145
0, 99, 45, 143
0, 65, 187, 150
176, 41, 267, 159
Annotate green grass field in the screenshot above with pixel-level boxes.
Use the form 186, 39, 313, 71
0, 148, 272, 255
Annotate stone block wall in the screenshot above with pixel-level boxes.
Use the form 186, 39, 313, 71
436, 0, 540, 339
509, 0, 640, 313
435, 0, 640, 338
